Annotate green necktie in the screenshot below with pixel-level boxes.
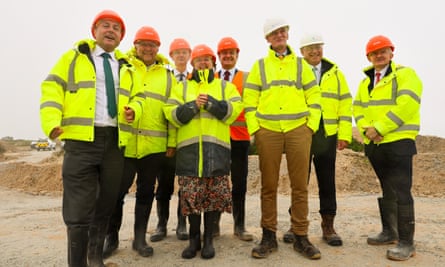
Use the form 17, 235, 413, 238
101, 53, 117, 118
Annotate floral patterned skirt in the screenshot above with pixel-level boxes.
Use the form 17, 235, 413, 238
178, 175, 232, 216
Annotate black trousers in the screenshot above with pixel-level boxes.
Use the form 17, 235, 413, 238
155, 155, 177, 201
309, 128, 338, 215
62, 127, 124, 227
365, 139, 416, 205
118, 152, 164, 207
230, 139, 250, 202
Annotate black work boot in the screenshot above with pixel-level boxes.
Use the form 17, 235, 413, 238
182, 214, 202, 259
176, 201, 188, 240
202, 211, 217, 259
367, 198, 398, 245
387, 204, 416, 261
132, 203, 154, 257
150, 200, 169, 242
293, 235, 321, 260
87, 222, 108, 267
102, 202, 122, 259
233, 199, 253, 241
251, 228, 278, 259
67, 226, 88, 267
321, 214, 342, 246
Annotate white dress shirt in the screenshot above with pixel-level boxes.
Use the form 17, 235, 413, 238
220, 68, 235, 82
92, 47, 119, 127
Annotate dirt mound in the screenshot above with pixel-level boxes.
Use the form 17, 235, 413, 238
1, 135, 444, 197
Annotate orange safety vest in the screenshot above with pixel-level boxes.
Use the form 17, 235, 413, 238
217, 70, 250, 141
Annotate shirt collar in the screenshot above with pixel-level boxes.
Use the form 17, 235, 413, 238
93, 46, 116, 61
375, 65, 389, 76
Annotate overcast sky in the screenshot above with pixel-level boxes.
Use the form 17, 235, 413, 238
1, 0, 444, 139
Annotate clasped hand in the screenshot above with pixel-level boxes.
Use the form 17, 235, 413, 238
195, 93, 208, 109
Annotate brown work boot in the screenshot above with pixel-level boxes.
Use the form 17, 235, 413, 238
293, 235, 321, 260
251, 228, 278, 259
321, 214, 343, 246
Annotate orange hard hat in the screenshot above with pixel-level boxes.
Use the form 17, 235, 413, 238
91, 10, 126, 40
217, 37, 240, 54
169, 38, 191, 55
133, 26, 161, 46
191, 44, 216, 63
366, 35, 394, 55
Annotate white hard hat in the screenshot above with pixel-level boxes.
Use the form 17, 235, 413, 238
263, 18, 289, 37
300, 33, 324, 48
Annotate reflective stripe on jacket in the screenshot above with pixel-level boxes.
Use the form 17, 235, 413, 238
124, 51, 175, 158
243, 46, 321, 135
40, 39, 144, 147
319, 58, 352, 142
216, 70, 250, 141
353, 61, 422, 144
164, 73, 243, 177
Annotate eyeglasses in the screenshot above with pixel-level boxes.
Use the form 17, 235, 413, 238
268, 27, 288, 37
302, 45, 323, 52
135, 41, 158, 48
368, 48, 392, 57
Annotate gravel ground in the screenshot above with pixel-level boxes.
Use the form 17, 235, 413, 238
1, 187, 444, 267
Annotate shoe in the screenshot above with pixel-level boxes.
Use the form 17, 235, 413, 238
251, 228, 278, 259
321, 214, 343, 246
293, 235, 321, 260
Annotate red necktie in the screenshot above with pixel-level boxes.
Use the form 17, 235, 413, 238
375, 72, 381, 84
223, 70, 230, 81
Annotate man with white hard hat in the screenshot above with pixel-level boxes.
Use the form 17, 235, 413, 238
282, 33, 352, 247
243, 18, 322, 260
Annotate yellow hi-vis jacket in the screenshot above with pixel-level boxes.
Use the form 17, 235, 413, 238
243, 46, 321, 135
124, 49, 176, 158
163, 69, 243, 177
40, 39, 144, 147
318, 58, 352, 143
353, 61, 423, 144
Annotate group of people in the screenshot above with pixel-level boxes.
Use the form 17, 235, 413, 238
39, 10, 422, 267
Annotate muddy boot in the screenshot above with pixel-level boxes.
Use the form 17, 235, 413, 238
103, 202, 122, 259
182, 214, 201, 259
87, 222, 108, 267
283, 207, 295, 243
321, 214, 342, 246
67, 226, 88, 267
367, 198, 398, 245
150, 200, 169, 242
387, 204, 416, 261
132, 203, 154, 257
293, 235, 321, 260
176, 201, 188, 240
233, 199, 253, 241
202, 211, 218, 259
251, 228, 278, 259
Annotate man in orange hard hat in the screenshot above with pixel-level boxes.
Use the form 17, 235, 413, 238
214, 36, 253, 242
103, 25, 176, 259
150, 38, 192, 243
40, 10, 144, 267
353, 35, 422, 261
